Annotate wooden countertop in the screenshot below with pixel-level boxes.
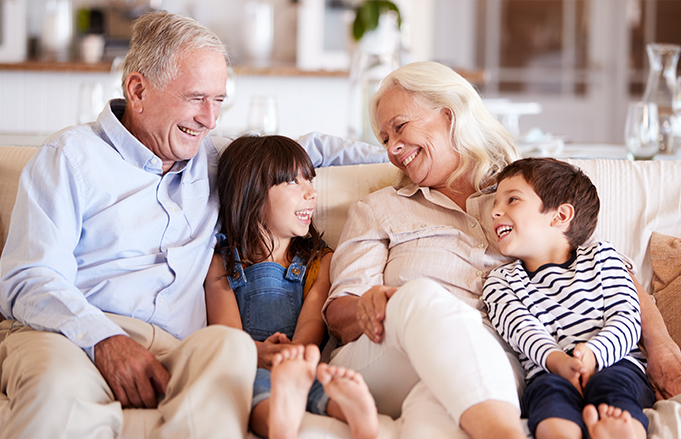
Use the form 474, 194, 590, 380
0, 59, 486, 83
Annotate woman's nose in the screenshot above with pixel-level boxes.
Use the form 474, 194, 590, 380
305, 184, 317, 201
386, 138, 404, 156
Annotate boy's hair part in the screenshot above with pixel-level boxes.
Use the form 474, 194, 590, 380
496, 157, 600, 249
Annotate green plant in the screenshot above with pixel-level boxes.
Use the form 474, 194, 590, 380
352, 0, 402, 41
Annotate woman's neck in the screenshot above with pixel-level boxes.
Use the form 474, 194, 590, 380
434, 179, 476, 213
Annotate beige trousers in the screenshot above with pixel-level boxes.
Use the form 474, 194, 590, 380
0, 315, 257, 439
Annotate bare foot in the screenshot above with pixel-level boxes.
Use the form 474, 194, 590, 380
268, 344, 320, 439
583, 404, 642, 439
318, 363, 379, 439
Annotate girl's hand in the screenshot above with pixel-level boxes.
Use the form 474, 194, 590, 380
573, 343, 597, 390
357, 285, 398, 344
546, 350, 586, 397
256, 332, 292, 370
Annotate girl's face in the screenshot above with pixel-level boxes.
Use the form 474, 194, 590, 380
376, 86, 460, 190
264, 169, 318, 244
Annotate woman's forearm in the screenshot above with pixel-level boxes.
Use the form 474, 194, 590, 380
325, 296, 363, 345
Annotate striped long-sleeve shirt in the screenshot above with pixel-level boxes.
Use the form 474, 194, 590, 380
482, 241, 646, 381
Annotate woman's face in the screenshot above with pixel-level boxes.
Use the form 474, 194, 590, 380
376, 87, 461, 190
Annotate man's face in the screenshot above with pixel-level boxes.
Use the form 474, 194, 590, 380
131, 48, 228, 172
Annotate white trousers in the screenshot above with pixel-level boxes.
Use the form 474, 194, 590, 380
329, 279, 520, 438
0, 314, 256, 439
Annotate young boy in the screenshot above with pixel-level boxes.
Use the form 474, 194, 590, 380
482, 158, 655, 439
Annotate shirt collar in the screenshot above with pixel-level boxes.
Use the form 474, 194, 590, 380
97, 99, 191, 175
396, 183, 490, 213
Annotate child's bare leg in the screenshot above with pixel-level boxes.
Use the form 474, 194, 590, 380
583, 404, 646, 439
267, 344, 320, 439
535, 417, 583, 439
318, 363, 379, 439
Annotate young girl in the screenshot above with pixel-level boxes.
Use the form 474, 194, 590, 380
205, 135, 378, 439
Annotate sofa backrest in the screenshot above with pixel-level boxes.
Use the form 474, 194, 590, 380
0, 146, 38, 252
1, 145, 680, 292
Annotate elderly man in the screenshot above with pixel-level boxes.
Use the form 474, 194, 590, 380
1, 11, 258, 439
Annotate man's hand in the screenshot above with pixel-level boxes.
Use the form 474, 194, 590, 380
356, 285, 398, 344
94, 335, 170, 408
256, 332, 292, 370
546, 350, 586, 396
573, 343, 597, 390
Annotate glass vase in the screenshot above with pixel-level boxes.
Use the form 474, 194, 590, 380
642, 43, 681, 155
347, 11, 401, 146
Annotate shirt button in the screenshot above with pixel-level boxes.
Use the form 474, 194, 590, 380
152, 158, 159, 165
478, 243, 485, 249
420, 223, 427, 228
77, 333, 84, 340
476, 271, 483, 277
232, 272, 240, 280
471, 222, 477, 228
292, 268, 301, 275
159, 297, 165, 304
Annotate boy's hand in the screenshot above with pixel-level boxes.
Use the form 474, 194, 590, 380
256, 332, 292, 370
573, 343, 597, 390
546, 350, 586, 396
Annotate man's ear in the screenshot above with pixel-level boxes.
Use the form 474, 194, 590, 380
552, 203, 575, 229
125, 72, 147, 113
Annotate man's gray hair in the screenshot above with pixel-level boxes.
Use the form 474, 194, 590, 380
122, 10, 229, 99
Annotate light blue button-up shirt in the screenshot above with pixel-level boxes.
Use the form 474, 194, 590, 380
0, 100, 220, 357
0, 99, 387, 360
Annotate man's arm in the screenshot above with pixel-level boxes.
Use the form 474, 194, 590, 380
633, 274, 681, 400
297, 132, 388, 167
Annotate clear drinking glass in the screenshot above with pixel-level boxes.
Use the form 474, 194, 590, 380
214, 67, 238, 137
247, 95, 278, 135
624, 101, 660, 160
78, 81, 105, 124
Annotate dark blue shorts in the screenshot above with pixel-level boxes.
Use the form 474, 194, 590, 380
523, 360, 655, 437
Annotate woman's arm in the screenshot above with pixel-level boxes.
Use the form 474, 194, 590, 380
323, 197, 394, 344
291, 252, 333, 347
633, 274, 681, 400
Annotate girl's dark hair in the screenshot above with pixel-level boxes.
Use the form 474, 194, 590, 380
215, 135, 324, 276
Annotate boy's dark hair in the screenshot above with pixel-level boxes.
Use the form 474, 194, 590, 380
215, 135, 324, 277
496, 158, 600, 249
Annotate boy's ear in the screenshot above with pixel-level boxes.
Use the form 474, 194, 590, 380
551, 204, 575, 228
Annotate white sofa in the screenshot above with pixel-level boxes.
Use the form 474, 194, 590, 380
2, 143, 681, 438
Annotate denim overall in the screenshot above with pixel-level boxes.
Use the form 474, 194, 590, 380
226, 248, 328, 415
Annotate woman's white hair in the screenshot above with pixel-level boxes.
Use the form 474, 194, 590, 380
369, 61, 520, 192
122, 10, 229, 99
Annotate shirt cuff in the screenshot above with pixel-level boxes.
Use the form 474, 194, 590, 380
59, 313, 127, 357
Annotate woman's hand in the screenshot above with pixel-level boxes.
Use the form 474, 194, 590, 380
256, 332, 292, 370
356, 285, 398, 344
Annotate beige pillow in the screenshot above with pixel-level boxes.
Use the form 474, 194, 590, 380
650, 231, 681, 348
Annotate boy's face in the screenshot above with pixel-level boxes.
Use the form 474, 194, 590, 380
491, 175, 570, 271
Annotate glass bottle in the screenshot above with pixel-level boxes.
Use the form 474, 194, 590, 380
347, 11, 401, 145
642, 43, 681, 155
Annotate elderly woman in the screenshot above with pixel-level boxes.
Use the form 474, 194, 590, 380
323, 61, 681, 438
324, 61, 525, 438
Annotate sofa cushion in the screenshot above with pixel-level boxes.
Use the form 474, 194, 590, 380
650, 231, 681, 348
0, 146, 37, 253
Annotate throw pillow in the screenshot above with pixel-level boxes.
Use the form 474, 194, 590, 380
650, 231, 681, 349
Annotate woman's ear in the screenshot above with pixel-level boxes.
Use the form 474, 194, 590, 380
552, 203, 575, 229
